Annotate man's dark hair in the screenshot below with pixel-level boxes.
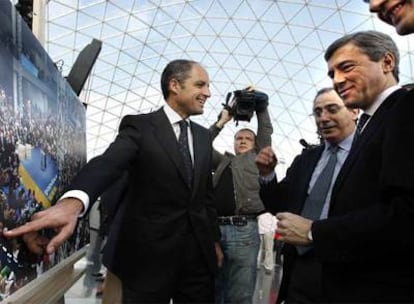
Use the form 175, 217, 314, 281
324, 30, 400, 82
160, 59, 199, 99
312, 87, 357, 124
313, 87, 335, 104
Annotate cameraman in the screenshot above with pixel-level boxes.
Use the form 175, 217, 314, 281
210, 90, 274, 304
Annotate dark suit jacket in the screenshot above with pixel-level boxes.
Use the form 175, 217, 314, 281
261, 145, 324, 303
68, 108, 219, 293
262, 88, 414, 303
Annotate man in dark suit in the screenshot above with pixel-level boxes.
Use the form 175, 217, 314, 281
364, 0, 414, 35
256, 87, 358, 303
259, 31, 414, 302
5, 59, 223, 303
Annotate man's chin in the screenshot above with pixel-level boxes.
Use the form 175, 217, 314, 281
396, 23, 414, 35
191, 109, 204, 116
321, 130, 335, 138
236, 148, 249, 155
343, 99, 363, 109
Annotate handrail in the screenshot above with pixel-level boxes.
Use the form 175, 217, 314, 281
1, 245, 88, 304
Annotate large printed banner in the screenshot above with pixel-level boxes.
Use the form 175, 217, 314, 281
0, 1, 88, 299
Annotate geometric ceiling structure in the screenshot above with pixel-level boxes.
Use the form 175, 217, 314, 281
43, 0, 414, 176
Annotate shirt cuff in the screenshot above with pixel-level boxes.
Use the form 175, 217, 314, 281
259, 171, 276, 184
307, 229, 313, 241
59, 190, 90, 217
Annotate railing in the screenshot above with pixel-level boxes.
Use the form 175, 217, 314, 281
1, 245, 87, 304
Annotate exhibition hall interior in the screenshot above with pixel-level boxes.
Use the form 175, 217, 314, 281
1, 0, 414, 303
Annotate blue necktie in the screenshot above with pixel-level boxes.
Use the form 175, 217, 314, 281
178, 120, 193, 186
301, 145, 339, 220
297, 145, 339, 255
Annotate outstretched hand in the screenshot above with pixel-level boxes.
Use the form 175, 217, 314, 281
3, 198, 84, 254
255, 146, 277, 176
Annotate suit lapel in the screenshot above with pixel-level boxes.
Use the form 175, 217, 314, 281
331, 88, 405, 198
191, 124, 204, 195
151, 109, 190, 188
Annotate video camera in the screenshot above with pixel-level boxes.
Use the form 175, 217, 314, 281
224, 88, 268, 123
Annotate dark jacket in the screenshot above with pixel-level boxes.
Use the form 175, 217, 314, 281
262, 88, 414, 302
69, 108, 219, 293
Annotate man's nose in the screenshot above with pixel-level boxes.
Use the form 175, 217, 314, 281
333, 71, 346, 87
318, 110, 332, 122
203, 86, 211, 97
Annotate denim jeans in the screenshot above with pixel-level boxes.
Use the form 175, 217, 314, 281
215, 220, 260, 304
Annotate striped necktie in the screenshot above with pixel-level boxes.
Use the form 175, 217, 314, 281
353, 113, 370, 144
178, 120, 193, 186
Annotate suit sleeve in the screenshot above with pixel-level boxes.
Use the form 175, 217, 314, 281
204, 130, 221, 241
259, 175, 280, 214
68, 115, 141, 213
255, 108, 273, 151
260, 153, 304, 214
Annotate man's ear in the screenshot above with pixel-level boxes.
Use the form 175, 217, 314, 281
351, 108, 359, 122
382, 52, 395, 74
169, 78, 181, 95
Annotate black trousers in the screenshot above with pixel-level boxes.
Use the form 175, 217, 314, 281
285, 251, 322, 304
122, 231, 214, 304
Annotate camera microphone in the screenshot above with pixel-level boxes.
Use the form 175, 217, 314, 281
299, 139, 321, 150
299, 139, 310, 149
225, 92, 232, 105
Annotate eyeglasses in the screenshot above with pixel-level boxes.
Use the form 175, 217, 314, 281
312, 104, 344, 117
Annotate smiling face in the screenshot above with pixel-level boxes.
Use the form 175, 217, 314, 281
369, 0, 414, 35
168, 64, 211, 118
327, 42, 396, 110
313, 89, 358, 144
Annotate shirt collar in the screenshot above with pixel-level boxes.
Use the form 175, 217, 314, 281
163, 103, 191, 125
364, 85, 401, 116
324, 131, 354, 153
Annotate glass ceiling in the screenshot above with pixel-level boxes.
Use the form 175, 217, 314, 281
43, 0, 414, 175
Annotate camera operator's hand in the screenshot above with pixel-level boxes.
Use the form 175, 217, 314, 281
254, 90, 269, 113
216, 108, 232, 129
255, 146, 277, 177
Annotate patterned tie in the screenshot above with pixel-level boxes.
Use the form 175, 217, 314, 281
178, 120, 193, 186
353, 113, 371, 143
297, 145, 339, 255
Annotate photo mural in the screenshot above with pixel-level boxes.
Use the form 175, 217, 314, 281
0, 1, 88, 299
